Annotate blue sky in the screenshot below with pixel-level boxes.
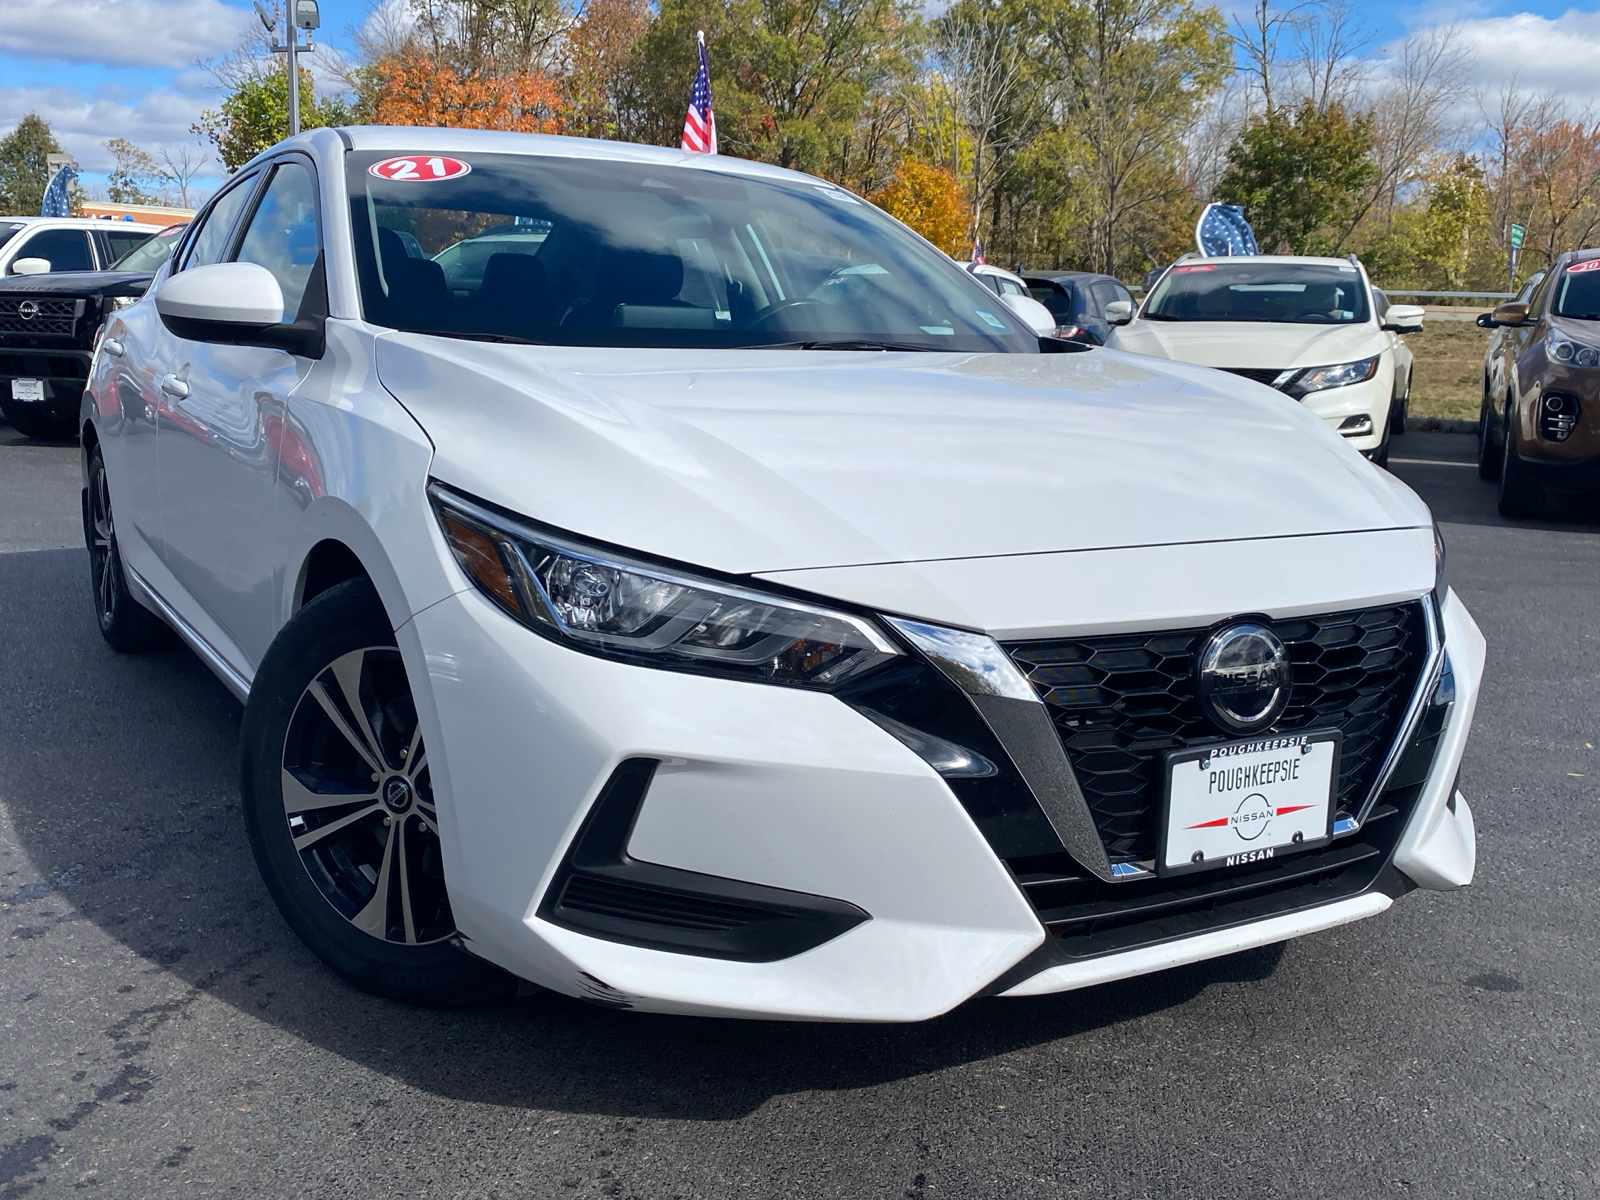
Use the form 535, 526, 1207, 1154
1, 0, 1597, 203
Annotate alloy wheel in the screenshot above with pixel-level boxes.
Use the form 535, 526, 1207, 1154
280, 646, 455, 945
88, 460, 117, 629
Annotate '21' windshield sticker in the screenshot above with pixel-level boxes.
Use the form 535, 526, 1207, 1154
369, 155, 472, 182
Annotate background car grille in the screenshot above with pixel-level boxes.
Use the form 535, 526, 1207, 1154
1002, 602, 1426, 862
1219, 366, 1288, 389
0, 298, 77, 336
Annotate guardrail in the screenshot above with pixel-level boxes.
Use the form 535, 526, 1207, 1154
1376, 289, 1514, 300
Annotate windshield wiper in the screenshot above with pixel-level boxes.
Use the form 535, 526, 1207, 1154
750, 339, 947, 351
403, 328, 547, 345
1140, 312, 1184, 321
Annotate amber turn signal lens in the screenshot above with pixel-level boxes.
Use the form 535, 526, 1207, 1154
442, 515, 521, 614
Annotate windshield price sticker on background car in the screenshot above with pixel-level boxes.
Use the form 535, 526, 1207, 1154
1158, 732, 1340, 876
1568, 259, 1600, 274
368, 155, 472, 182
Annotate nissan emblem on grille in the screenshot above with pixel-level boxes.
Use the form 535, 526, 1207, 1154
18, 300, 38, 321
1195, 622, 1290, 734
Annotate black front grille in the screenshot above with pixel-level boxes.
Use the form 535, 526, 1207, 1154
0, 298, 76, 336
1002, 603, 1426, 861
1220, 367, 1288, 389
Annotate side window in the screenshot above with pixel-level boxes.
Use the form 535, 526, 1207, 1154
1089, 280, 1122, 318
1527, 269, 1556, 318
12, 228, 92, 273
102, 228, 154, 266
1113, 283, 1133, 309
182, 174, 259, 271
1372, 288, 1390, 320
233, 160, 322, 323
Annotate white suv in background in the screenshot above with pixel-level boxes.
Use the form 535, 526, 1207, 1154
0, 217, 162, 275
1107, 255, 1422, 466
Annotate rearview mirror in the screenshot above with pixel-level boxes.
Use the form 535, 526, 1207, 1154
1104, 299, 1134, 325
10, 257, 51, 275
1490, 301, 1531, 328
155, 261, 323, 357
1475, 312, 1495, 329
1381, 303, 1425, 333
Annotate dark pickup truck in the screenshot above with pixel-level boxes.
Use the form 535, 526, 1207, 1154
0, 224, 186, 439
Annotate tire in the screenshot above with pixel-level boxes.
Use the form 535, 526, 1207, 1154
1497, 405, 1544, 519
1477, 389, 1501, 480
1389, 387, 1408, 436
239, 579, 517, 1007
84, 445, 167, 651
1370, 436, 1389, 469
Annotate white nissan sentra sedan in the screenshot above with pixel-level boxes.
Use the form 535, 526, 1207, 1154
82, 127, 1483, 1018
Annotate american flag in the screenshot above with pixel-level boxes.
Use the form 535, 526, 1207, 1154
681, 32, 717, 155
40, 164, 76, 217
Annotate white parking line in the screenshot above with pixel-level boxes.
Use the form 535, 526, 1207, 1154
1390, 458, 1475, 468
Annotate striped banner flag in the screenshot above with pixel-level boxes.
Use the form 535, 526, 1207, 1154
681, 31, 717, 155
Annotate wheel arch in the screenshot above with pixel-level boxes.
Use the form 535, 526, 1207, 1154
281, 497, 419, 640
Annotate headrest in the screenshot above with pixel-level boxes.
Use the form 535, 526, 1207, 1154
604, 246, 684, 304
479, 252, 548, 295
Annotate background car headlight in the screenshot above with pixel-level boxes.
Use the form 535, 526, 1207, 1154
430, 483, 899, 689
1549, 331, 1600, 368
1285, 356, 1380, 396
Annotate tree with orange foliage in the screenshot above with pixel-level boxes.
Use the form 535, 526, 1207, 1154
370, 49, 564, 133
563, 0, 652, 140
872, 160, 968, 256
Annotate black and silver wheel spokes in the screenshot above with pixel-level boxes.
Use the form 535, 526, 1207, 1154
281, 646, 453, 945
90, 466, 116, 624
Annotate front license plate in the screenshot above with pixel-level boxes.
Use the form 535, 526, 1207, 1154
10, 378, 44, 403
1158, 731, 1340, 876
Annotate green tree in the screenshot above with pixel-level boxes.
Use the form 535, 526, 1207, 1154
193, 70, 353, 172
0, 113, 65, 216
105, 137, 161, 205
626, 0, 915, 180
1219, 100, 1378, 255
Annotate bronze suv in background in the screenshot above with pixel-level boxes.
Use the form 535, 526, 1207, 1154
1479, 249, 1600, 517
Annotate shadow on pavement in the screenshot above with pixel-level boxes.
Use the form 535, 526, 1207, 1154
1389, 430, 1600, 534
0, 547, 1284, 1122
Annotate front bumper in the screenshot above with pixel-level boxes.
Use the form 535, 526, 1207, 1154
405, 561, 1482, 1022
1301, 374, 1391, 452
0, 347, 92, 422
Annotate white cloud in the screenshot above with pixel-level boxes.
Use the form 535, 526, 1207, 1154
0, 81, 223, 180
0, 0, 249, 70
1420, 10, 1600, 108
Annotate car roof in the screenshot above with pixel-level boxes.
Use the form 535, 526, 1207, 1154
0, 216, 163, 231
1182, 254, 1358, 268
1023, 270, 1097, 281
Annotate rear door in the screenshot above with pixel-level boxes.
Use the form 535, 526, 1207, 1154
98, 226, 157, 270
156, 156, 323, 673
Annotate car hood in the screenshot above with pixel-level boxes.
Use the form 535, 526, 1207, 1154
1107, 320, 1382, 369
375, 335, 1429, 576
0, 269, 153, 298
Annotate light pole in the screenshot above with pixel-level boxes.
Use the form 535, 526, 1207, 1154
256, 0, 319, 137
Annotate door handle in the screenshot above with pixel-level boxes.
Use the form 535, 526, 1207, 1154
102, 338, 124, 357
159, 374, 188, 400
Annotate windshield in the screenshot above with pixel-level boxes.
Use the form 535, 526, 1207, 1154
1144, 261, 1371, 325
1553, 262, 1600, 320
112, 225, 185, 271
0, 223, 23, 252
346, 151, 1034, 352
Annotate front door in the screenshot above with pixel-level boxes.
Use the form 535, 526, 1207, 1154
156, 158, 324, 675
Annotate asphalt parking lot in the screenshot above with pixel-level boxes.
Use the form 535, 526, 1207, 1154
2, 416, 1599, 1199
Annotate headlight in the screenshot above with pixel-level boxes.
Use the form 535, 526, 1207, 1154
429, 483, 900, 689
110, 295, 140, 310
1549, 331, 1600, 368
1285, 356, 1380, 396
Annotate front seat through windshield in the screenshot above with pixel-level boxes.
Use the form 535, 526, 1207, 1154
1144, 262, 1371, 325
346, 151, 1033, 352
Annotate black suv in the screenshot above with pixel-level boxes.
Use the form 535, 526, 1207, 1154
0, 224, 186, 439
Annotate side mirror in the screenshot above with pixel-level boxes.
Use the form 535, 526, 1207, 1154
1475, 312, 1496, 329
155, 262, 323, 357
1381, 303, 1425, 334
999, 291, 1058, 338
1490, 300, 1531, 328
1104, 299, 1134, 325
11, 257, 51, 275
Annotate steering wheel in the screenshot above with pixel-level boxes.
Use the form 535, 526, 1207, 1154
749, 298, 828, 329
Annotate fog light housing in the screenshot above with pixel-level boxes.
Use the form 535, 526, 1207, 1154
1539, 391, 1581, 441
1337, 414, 1373, 437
